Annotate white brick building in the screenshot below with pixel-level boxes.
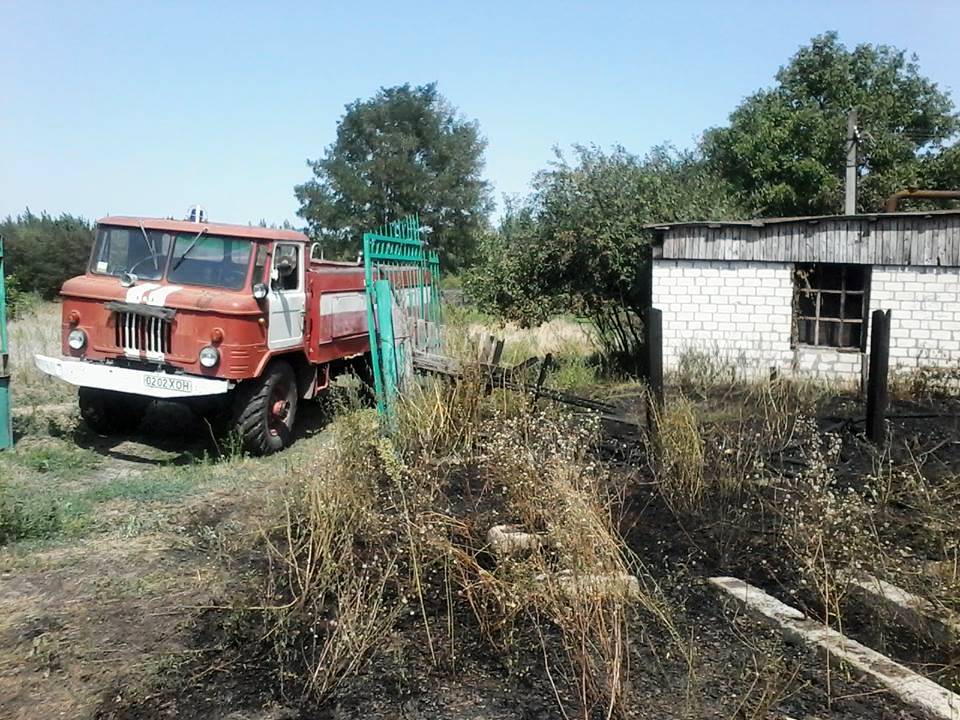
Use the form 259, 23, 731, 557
647, 211, 960, 381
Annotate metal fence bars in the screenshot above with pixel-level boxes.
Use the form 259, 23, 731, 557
362, 215, 442, 417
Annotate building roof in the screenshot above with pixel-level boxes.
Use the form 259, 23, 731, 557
98, 216, 309, 243
647, 210, 960, 267
644, 209, 960, 231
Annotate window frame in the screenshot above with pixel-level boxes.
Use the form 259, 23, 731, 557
271, 242, 302, 292
792, 263, 870, 351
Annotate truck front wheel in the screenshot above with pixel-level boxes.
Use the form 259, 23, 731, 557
233, 361, 298, 455
78, 387, 149, 434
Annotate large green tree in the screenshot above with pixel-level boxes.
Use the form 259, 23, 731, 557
295, 83, 491, 270
466, 145, 739, 367
1, 211, 93, 299
705, 32, 960, 216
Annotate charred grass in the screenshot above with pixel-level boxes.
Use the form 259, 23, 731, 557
640, 366, 960, 702
96, 362, 944, 719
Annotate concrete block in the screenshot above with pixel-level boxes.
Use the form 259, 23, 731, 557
710, 576, 960, 720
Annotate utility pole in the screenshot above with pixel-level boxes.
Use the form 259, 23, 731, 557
845, 108, 859, 215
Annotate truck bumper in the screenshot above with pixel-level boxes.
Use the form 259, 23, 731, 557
34, 355, 233, 399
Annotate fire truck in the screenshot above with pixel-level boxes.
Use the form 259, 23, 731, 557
34, 213, 372, 454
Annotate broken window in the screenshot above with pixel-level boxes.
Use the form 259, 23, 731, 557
793, 263, 868, 349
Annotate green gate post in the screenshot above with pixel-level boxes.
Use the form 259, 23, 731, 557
373, 279, 398, 419
0, 236, 12, 449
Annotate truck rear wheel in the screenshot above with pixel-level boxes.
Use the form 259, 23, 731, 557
233, 361, 298, 455
78, 387, 149, 434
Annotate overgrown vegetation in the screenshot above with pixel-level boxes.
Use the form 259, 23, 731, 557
233, 370, 682, 717
465, 146, 737, 369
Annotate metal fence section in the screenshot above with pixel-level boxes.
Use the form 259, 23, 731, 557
363, 215, 442, 417
0, 236, 12, 449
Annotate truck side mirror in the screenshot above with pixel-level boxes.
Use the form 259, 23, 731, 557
252, 283, 268, 300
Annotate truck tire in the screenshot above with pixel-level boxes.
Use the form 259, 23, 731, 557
233, 361, 298, 455
78, 387, 149, 434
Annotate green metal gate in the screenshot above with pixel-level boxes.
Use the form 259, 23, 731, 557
0, 236, 12, 449
363, 216, 442, 417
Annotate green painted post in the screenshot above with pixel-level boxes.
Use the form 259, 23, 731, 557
374, 278, 398, 419
363, 232, 386, 414
0, 235, 12, 449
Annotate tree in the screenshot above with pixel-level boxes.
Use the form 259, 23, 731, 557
1, 211, 94, 299
295, 83, 492, 270
704, 32, 960, 216
466, 145, 740, 369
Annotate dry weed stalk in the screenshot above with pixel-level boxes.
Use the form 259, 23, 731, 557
474, 408, 682, 719
262, 411, 405, 702
650, 395, 706, 515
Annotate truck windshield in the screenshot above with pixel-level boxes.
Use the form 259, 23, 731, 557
90, 226, 174, 280
167, 234, 252, 290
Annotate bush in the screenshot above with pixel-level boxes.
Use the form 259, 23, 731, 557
0, 482, 67, 544
4, 274, 43, 319
464, 146, 740, 373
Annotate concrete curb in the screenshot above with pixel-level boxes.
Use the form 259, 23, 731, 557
710, 576, 960, 720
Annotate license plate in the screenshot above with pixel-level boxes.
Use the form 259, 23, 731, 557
143, 374, 193, 393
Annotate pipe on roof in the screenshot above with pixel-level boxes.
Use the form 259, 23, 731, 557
884, 189, 960, 213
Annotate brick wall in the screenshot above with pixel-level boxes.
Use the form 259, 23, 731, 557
870, 266, 960, 369
652, 260, 792, 377
653, 260, 862, 380
653, 259, 960, 380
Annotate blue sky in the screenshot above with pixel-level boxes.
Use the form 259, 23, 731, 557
2, 0, 959, 226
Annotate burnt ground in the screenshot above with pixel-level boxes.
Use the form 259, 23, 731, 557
5, 390, 959, 719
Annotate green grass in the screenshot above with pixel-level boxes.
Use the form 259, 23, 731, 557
0, 428, 333, 547
78, 471, 201, 505
11, 441, 100, 474
0, 447, 231, 545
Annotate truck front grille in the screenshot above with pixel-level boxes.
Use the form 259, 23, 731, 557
115, 312, 172, 356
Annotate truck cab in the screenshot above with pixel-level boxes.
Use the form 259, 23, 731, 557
35, 214, 369, 454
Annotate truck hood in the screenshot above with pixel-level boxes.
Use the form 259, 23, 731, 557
61, 275, 261, 316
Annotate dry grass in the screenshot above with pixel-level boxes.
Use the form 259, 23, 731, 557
8, 301, 74, 406
472, 408, 682, 718
466, 318, 596, 362
261, 411, 405, 701
650, 394, 705, 515
255, 371, 683, 718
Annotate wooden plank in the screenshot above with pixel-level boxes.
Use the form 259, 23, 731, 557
881, 219, 894, 265
655, 216, 960, 265
645, 308, 664, 416
490, 339, 505, 366
940, 217, 960, 267
821, 220, 840, 263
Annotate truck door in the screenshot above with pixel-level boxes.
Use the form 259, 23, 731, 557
267, 243, 306, 350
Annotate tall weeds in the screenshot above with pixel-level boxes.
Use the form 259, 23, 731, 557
260, 371, 680, 718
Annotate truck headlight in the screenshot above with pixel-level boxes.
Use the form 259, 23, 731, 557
67, 329, 87, 350
199, 346, 220, 368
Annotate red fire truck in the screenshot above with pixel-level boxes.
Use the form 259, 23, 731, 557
34, 214, 371, 453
